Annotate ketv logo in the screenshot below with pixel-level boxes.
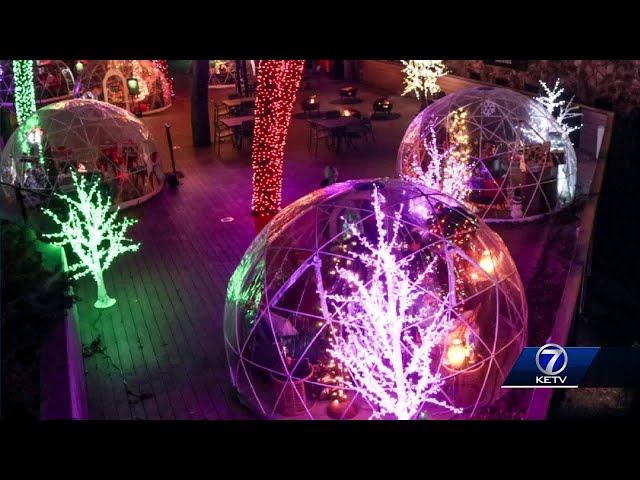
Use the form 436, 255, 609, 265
535, 344, 568, 385
503, 344, 599, 389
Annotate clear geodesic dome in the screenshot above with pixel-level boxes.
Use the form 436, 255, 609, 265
73, 60, 171, 115
0, 99, 164, 226
0, 60, 75, 107
398, 86, 577, 222
224, 179, 527, 420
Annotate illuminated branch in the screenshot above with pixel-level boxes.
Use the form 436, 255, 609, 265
42, 171, 140, 308
321, 187, 462, 420
153, 60, 175, 98
401, 60, 448, 107
535, 78, 583, 142
403, 109, 472, 203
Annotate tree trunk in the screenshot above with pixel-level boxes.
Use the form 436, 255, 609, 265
251, 60, 305, 216
190, 60, 211, 147
419, 89, 428, 111
94, 271, 116, 309
332, 60, 345, 80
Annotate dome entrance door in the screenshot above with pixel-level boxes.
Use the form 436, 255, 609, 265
103, 69, 130, 112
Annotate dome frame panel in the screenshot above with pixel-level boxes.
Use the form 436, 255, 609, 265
224, 179, 528, 420
398, 86, 578, 222
0, 99, 164, 227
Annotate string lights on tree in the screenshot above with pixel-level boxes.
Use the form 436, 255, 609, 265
251, 60, 305, 218
42, 170, 141, 309
534, 78, 583, 142
401, 60, 448, 110
319, 187, 462, 420
153, 60, 175, 98
130, 60, 150, 100
12, 60, 36, 125
404, 108, 472, 203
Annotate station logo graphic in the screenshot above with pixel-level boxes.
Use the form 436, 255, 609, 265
502, 344, 599, 389
535, 343, 568, 384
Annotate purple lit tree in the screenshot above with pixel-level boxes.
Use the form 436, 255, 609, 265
320, 187, 463, 420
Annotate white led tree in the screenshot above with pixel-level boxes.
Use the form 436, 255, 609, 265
320, 187, 462, 420
535, 79, 583, 142
42, 171, 141, 308
403, 108, 472, 203
401, 60, 448, 110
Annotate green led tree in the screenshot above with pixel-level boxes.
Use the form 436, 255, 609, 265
12, 60, 36, 125
42, 171, 141, 308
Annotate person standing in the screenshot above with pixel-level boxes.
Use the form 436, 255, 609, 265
83, 85, 102, 101
320, 166, 339, 187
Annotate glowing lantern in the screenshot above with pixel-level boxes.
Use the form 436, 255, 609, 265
479, 250, 495, 275
446, 339, 469, 369
27, 126, 44, 145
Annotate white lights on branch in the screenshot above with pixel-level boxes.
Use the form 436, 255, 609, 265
534, 79, 583, 143
320, 187, 462, 420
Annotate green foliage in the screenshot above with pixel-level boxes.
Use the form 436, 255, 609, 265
1, 221, 75, 418
42, 171, 140, 282
12, 60, 36, 125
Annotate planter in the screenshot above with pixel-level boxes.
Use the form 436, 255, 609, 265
271, 365, 314, 417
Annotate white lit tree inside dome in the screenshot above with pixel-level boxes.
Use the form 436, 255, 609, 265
398, 86, 578, 222
0, 60, 75, 107
73, 60, 171, 115
0, 99, 164, 227
224, 179, 527, 420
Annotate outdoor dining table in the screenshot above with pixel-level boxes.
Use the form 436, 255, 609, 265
220, 115, 255, 150
221, 96, 256, 108
308, 116, 363, 153
220, 115, 255, 128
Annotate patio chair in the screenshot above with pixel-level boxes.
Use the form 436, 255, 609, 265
239, 100, 256, 116
309, 123, 332, 157
344, 124, 365, 150
213, 117, 235, 155
214, 102, 231, 119
360, 116, 376, 144
236, 120, 255, 151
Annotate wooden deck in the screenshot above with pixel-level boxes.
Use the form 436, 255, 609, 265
76, 76, 418, 419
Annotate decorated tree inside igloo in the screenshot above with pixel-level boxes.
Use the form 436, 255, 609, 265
398, 86, 578, 222
224, 179, 527, 420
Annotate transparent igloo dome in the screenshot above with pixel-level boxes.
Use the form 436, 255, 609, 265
0, 99, 164, 226
1, 60, 75, 107
74, 60, 171, 115
224, 179, 527, 420
398, 86, 577, 222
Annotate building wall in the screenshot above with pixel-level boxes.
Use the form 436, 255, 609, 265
360, 60, 405, 93
360, 60, 640, 115
445, 60, 640, 115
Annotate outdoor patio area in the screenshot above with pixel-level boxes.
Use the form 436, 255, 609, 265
72, 72, 600, 420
